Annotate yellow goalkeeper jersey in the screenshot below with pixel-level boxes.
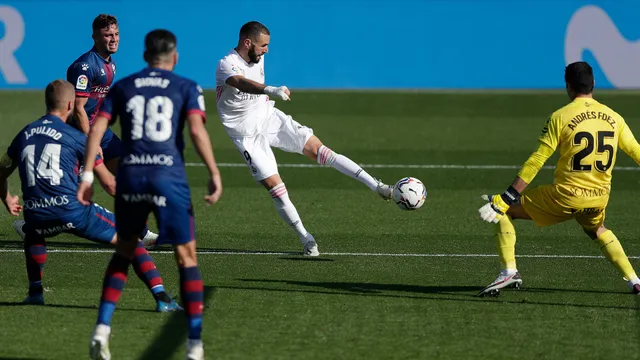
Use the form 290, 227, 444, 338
525, 97, 640, 208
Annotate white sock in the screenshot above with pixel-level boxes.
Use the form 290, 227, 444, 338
269, 183, 309, 243
317, 145, 378, 191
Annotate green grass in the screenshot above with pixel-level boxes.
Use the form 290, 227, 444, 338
0, 90, 639, 359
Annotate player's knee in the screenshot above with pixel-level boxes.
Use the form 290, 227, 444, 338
303, 136, 323, 161
506, 204, 531, 220
114, 234, 138, 259
175, 242, 198, 267
584, 225, 608, 240
261, 174, 283, 190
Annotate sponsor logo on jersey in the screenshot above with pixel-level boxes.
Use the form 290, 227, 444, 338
35, 222, 75, 235
122, 154, 174, 166
24, 195, 70, 210
92, 85, 110, 94
121, 193, 167, 207
76, 75, 88, 90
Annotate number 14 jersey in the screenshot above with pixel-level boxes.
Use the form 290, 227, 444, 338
537, 97, 640, 207
98, 67, 206, 179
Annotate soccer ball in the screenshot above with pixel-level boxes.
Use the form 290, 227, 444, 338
392, 177, 426, 210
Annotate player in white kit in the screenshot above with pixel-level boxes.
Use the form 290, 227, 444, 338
215, 21, 393, 256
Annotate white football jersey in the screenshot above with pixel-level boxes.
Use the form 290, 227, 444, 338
215, 50, 275, 136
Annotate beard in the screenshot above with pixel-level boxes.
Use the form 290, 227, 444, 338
248, 46, 261, 64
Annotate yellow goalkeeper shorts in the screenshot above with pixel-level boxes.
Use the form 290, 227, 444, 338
520, 184, 606, 231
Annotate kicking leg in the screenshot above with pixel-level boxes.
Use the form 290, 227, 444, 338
261, 174, 318, 256
303, 136, 393, 200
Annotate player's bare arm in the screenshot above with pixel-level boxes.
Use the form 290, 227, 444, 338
0, 153, 22, 216
95, 163, 116, 197
187, 113, 222, 204
226, 75, 290, 101
77, 115, 109, 205
73, 96, 91, 135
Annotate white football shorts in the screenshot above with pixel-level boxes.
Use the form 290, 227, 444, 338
231, 108, 314, 181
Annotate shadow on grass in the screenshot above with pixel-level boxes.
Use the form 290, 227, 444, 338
138, 286, 216, 360
0, 301, 156, 313
223, 279, 640, 311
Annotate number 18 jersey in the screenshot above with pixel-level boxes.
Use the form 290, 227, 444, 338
539, 97, 636, 205
98, 67, 206, 180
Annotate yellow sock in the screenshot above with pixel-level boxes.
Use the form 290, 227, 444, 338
596, 230, 637, 280
496, 215, 517, 270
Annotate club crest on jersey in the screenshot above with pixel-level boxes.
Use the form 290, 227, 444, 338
111, 63, 116, 74
231, 65, 243, 75
76, 75, 88, 90
100, 68, 105, 76
81, 63, 89, 71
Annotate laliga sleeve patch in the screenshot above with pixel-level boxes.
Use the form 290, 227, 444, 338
76, 75, 88, 90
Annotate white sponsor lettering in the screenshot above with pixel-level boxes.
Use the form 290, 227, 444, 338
123, 154, 174, 166
35, 222, 75, 235
0, 6, 27, 84
24, 195, 69, 210
122, 193, 167, 207
24, 126, 63, 141
134, 77, 170, 88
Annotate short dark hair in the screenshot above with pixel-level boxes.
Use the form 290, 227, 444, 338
144, 29, 177, 61
565, 61, 594, 95
45, 79, 74, 111
92, 14, 118, 33
239, 21, 270, 41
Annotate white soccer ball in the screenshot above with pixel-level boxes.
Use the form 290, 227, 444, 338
392, 177, 427, 210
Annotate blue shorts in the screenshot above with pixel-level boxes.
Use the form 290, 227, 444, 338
115, 174, 195, 246
101, 129, 123, 162
24, 203, 117, 244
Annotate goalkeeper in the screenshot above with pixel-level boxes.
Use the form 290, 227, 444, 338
477, 61, 640, 296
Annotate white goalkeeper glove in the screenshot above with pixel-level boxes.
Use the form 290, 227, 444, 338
478, 186, 520, 223
264, 85, 291, 101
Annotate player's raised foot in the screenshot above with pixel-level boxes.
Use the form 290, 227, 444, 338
186, 339, 204, 360
89, 324, 111, 360
142, 230, 159, 248
156, 297, 183, 312
478, 269, 523, 297
375, 179, 393, 201
13, 220, 26, 241
302, 233, 320, 257
22, 293, 44, 305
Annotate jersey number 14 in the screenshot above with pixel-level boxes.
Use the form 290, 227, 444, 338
21, 144, 63, 186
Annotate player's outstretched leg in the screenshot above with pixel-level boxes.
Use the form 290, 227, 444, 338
90, 237, 137, 360
22, 226, 47, 305
131, 240, 182, 312
266, 179, 318, 256
478, 215, 523, 297
590, 227, 640, 294
308, 138, 392, 200
175, 241, 205, 360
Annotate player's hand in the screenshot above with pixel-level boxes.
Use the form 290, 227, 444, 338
4, 195, 22, 216
264, 86, 291, 101
77, 181, 94, 206
204, 172, 223, 205
478, 194, 510, 223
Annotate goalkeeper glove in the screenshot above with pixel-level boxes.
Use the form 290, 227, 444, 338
264, 86, 291, 101
478, 186, 521, 223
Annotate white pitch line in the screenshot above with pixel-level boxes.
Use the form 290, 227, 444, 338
0, 248, 636, 259
188, 163, 640, 171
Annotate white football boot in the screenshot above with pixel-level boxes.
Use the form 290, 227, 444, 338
478, 269, 523, 297
13, 220, 26, 241
186, 339, 204, 360
141, 230, 159, 248
89, 324, 111, 360
302, 233, 320, 257
375, 179, 393, 201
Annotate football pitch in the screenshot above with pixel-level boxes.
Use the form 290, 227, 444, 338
0, 90, 639, 359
